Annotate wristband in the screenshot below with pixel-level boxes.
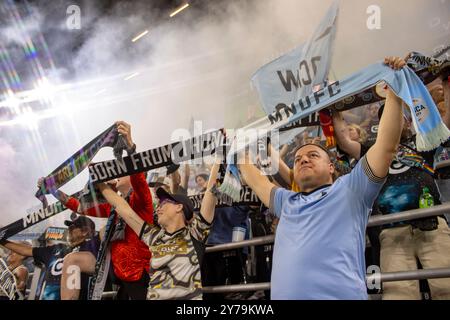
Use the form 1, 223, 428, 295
209, 184, 221, 198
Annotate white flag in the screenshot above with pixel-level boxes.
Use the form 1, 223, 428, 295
251, 0, 339, 114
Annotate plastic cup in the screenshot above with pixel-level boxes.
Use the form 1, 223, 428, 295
232, 226, 246, 242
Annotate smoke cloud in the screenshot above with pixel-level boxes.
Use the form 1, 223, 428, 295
0, 0, 448, 233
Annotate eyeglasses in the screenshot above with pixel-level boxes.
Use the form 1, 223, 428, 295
156, 199, 177, 211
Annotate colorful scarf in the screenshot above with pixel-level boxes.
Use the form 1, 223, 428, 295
35, 124, 125, 207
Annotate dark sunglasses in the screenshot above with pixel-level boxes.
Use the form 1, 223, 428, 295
156, 199, 177, 210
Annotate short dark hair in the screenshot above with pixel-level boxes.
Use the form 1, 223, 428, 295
292, 143, 339, 182
293, 143, 333, 162
195, 173, 209, 182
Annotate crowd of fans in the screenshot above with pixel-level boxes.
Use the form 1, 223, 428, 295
1, 55, 449, 300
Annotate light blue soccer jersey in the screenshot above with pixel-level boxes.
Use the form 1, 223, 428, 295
270, 156, 385, 299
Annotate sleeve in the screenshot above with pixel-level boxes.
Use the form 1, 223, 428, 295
66, 196, 111, 218
344, 155, 386, 209
269, 186, 294, 218
64, 197, 80, 212
139, 223, 158, 246
189, 212, 212, 242
130, 172, 154, 224
32, 246, 51, 266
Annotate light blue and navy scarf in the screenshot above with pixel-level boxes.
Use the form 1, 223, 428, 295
219, 62, 450, 200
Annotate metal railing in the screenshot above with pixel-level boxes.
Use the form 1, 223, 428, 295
201, 268, 450, 294
97, 204, 450, 299
99, 267, 450, 297
206, 235, 275, 253
205, 202, 450, 253
368, 267, 450, 283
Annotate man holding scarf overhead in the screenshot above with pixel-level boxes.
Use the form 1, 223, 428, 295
238, 56, 407, 299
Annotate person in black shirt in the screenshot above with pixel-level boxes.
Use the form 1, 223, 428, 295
432, 78, 450, 224
1, 215, 99, 300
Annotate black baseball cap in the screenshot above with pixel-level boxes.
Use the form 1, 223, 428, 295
64, 215, 96, 231
148, 181, 169, 188
156, 187, 194, 221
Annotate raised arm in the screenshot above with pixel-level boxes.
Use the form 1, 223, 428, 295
238, 153, 276, 207
38, 177, 70, 206
170, 170, 181, 194
181, 164, 190, 190
269, 144, 291, 186
38, 177, 111, 217
98, 183, 144, 236
15, 267, 28, 291
200, 161, 221, 224
278, 144, 289, 159
0, 241, 33, 257
332, 110, 362, 160
365, 57, 405, 178
130, 172, 153, 222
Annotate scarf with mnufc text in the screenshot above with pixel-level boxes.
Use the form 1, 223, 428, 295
218, 61, 450, 201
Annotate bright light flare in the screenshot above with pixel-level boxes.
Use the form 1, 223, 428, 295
170, 3, 189, 17
0, 108, 59, 128
0, 90, 21, 110
132, 30, 149, 42
18, 107, 39, 130
33, 77, 55, 101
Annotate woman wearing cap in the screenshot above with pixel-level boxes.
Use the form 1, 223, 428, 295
98, 160, 221, 300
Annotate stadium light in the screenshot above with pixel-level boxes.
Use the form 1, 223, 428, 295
132, 30, 149, 42
170, 3, 189, 17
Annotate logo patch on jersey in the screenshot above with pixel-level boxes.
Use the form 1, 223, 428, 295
50, 258, 64, 276
151, 238, 188, 258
